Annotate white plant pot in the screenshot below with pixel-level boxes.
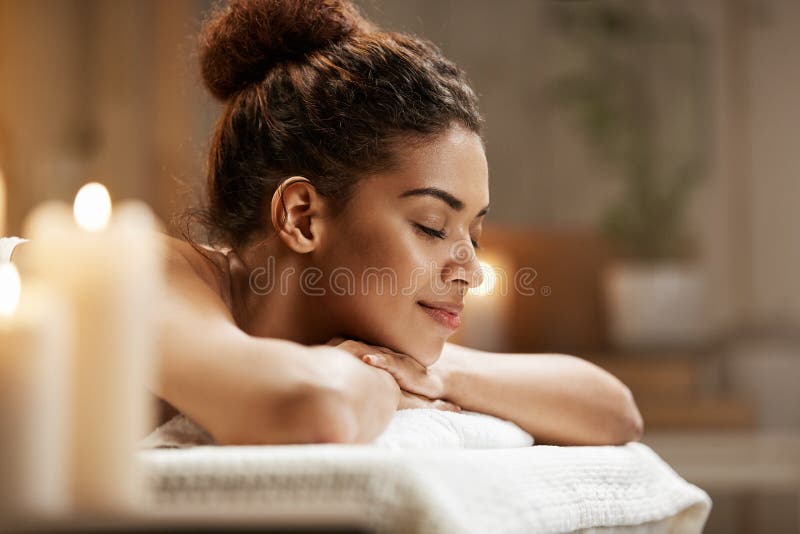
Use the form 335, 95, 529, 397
603, 262, 708, 350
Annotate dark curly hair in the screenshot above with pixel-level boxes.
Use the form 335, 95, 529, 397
187, 0, 484, 250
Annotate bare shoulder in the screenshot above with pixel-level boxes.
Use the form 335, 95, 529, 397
158, 233, 235, 322
160, 234, 226, 289
153, 235, 239, 426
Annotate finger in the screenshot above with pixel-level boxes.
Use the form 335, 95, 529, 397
380, 348, 424, 370
362, 353, 440, 399
363, 354, 413, 389
326, 336, 347, 346
432, 399, 462, 412
399, 391, 461, 412
362, 354, 387, 367
360, 342, 411, 360
398, 391, 428, 410
364, 352, 421, 376
363, 354, 405, 385
378, 347, 422, 364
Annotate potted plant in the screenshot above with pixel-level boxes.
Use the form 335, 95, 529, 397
546, 2, 710, 350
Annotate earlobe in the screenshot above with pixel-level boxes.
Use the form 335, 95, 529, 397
270, 176, 322, 254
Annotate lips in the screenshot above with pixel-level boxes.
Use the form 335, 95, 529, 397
417, 300, 463, 330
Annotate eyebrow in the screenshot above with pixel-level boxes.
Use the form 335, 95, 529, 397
399, 187, 490, 218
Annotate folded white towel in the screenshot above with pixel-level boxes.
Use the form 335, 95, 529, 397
142, 409, 534, 450
140, 441, 711, 533
0, 236, 27, 264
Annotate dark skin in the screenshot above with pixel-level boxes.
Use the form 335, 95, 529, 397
12, 124, 643, 445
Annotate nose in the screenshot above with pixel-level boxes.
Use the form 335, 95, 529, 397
442, 239, 484, 291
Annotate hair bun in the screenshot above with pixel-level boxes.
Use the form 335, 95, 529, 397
199, 0, 372, 101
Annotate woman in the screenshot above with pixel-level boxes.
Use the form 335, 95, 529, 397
12, 0, 643, 447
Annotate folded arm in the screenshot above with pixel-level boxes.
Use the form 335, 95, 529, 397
154, 236, 400, 445
431, 342, 644, 446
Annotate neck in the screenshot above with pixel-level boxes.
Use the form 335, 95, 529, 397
226, 240, 338, 346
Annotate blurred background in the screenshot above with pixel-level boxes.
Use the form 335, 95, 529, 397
1, 1, 798, 531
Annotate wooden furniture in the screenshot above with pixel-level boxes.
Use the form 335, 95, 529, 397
477, 225, 613, 353
584, 352, 757, 431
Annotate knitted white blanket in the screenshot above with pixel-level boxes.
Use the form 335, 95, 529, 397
140, 442, 710, 533
140, 411, 711, 533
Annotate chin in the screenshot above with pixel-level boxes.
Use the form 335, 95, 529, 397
356, 328, 444, 367
393, 336, 445, 367
340, 305, 446, 366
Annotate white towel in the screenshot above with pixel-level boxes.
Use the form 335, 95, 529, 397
0, 236, 27, 264
140, 441, 712, 533
373, 408, 534, 449
142, 409, 534, 450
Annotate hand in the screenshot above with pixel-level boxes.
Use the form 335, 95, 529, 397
326, 337, 399, 361
360, 351, 448, 401
307, 343, 402, 441
327, 337, 457, 411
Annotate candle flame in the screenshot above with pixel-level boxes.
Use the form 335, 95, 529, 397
74, 182, 112, 232
470, 261, 496, 297
0, 263, 21, 317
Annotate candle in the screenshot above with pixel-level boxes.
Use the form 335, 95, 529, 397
0, 263, 70, 519
23, 183, 163, 514
1, 166, 6, 236
453, 253, 513, 352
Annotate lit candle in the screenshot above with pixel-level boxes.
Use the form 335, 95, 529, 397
454, 253, 513, 352
23, 183, 163, 514
0, 263, 70, 519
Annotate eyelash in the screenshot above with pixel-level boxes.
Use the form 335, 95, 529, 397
414, 223, 480, 249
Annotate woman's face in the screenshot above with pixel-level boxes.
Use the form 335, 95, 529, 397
316, 124, 489, 366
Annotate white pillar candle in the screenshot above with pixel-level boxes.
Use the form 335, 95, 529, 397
23, 183, 163, 514
0, 263, 70, 520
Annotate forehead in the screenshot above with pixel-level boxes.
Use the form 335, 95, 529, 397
359, 126, 490, 207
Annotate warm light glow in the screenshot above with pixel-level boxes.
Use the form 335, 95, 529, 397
470, 261, 497, 296
0, 263, 21, 317
74, 182, 112, 232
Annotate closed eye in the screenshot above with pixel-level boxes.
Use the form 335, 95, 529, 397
414, 223, 447, 240
414, 223, 480, 249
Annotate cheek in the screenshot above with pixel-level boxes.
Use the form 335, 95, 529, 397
319, 214, 447, 360
332, 214, 434, 287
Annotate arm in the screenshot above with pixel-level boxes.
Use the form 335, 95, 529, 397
153, 237, 400, 445
432, 342, 644, 446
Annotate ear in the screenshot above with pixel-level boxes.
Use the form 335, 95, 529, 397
270, 176, 327, 254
